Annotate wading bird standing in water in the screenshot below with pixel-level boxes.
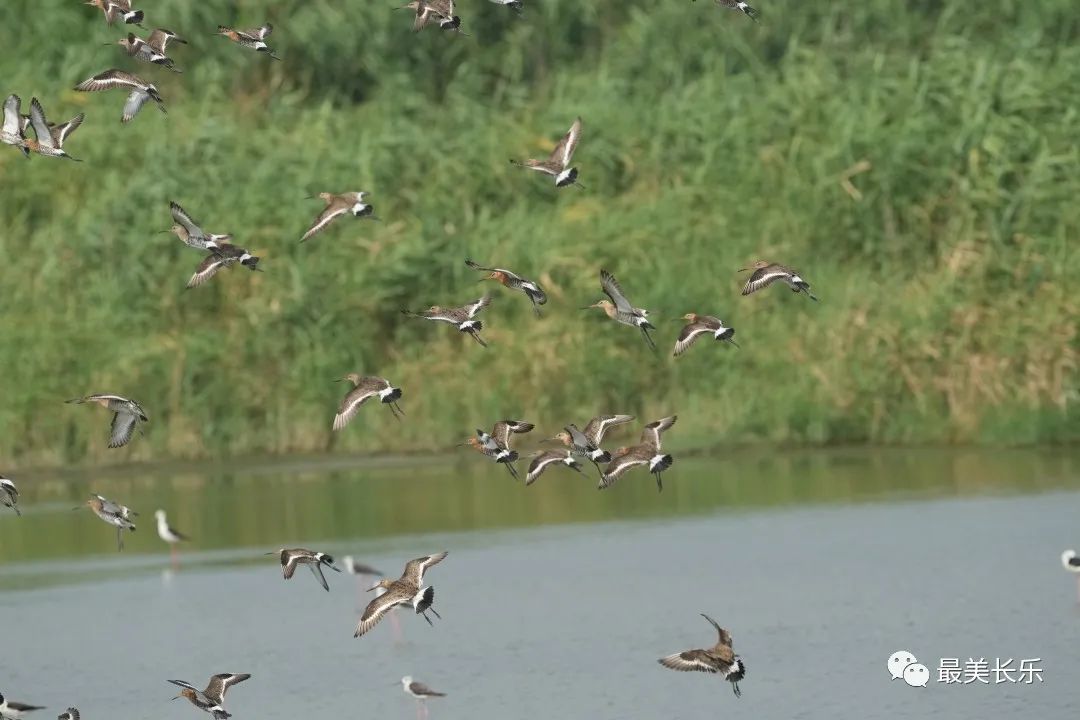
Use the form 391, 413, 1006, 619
0, 691, 44, 719
658, 614, 747, 697
156, 510, 189, 568
400, 676, 445, 720
1062, 550, 1080, 603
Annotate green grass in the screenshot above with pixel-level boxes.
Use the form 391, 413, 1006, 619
0, 0, 1076, 467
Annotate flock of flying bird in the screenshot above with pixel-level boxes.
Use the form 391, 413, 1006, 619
0, 1, 786, 717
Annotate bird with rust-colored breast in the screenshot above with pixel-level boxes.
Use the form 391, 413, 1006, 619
403, 295, 492, 347
739, 260, 818, 301
465, 259, 546, 316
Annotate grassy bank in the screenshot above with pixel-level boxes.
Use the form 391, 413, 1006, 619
0, 0, 1076, 467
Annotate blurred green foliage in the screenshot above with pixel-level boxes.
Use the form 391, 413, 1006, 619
0, 0, 1076, 468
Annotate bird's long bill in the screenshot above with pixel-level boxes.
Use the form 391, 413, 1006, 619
736, 267, 750, 273
171, 696, 181, 702
262, 551, 279, 555
580, 303, 599, 310
540, 436, 559, 444
391, 401, 405, 418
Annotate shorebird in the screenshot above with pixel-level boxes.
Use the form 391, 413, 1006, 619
463, 420, 534, 479
168, 674, 251, 720
402, 295, 491, 347
694, 0, 760, 22
86, 0, 144, 27
2, 95, 30, 158
524, 449, 584, 486
510, 117, 583, 188
66, 394, 148, 448
74, 69, 166, 124
464, 259, 546, 316
165, 202, 230, 252
155, 510, 189, 567
355, 552, 447, 637
186, 244, 260, 288
673, 313, 738, 356
342, 556, 383, 578
111, 29, 186, 72
399, 0, 468, 34
19, 98, 82, 161
599, 415, 677, 491
1062, 550, 1080, 602
0, 476, 20, 517
333, 374, 403, 430
266, 548, 342, 592
0, 692, 43, 719
658, 614, 746, 697
300, 192, 376, 242
79, 494, 136, 550
738, 260, 818, 301
92, 493, 137, 521
400, 677, 445, 720
216, 24, 280, 60
549, 414, 636, 472
488, 0, 525, 16
584, 270, 657, 351
56, 710, 78, 720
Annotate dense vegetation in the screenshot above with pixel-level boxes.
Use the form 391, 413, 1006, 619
0, 0, 1076, 468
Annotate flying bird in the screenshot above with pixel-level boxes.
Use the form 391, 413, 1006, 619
333, 375, 403, 430
464, 259, 546, 316
78, 494, 137, 550
524, 449, 584, 486
510, 117, 583, 188
0, 692, 43, 719
300, 192, 376, 242
56, 710, 79, 720
694, 0, 760, 22
165, 202, 230, 252
399, 0, 468, 34
1, 476, 21, 516
266, 548, 342, 592
168, 674, 251, 720
20, 98, 82, 161
658, 614, 746, 697
1, 95, 30, 158
66, 394, 148, 448
217, 24, 280, 59
738, 261, 818, 301
548, 414, 636, 472
673, 313, 738, 356
110, 29, 186, 71
186, 244, 260, 288
488, 0, 525, 16
402, 295, 492, 347
599, 416, 678, 491
463, 420, 534, 479
355, 552, 448, 637
86, 0, 144, 27
73, 69, 166, 124
584, 270, 657, 351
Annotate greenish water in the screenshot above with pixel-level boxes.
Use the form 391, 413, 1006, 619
1, 449, 1079, 720
2, 448, 1076, 567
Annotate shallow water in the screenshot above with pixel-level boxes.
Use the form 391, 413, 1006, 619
1, 448, 1078, 719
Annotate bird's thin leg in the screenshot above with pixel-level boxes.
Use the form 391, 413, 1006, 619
468, 330, 488, 347
416, 700, 422, 720
654, 471, 663, 493
640, 326, 658, 353
504, 462, 519, 480
429, 606, 442, 619
170, 544, 179, 570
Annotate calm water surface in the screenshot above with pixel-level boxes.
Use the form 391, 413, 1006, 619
1, 448, 1078, 719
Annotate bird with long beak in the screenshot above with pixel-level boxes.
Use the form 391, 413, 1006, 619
333, 374, 403, 430
75, 494, 136, 550
109, 29, 186, 72
167, 673, 251, 719
86, 0, 144, 28
163, 201, 230, 252
673, 313, 738, 356
546, 414, 636, 474
583, 270, 657, 352
464, 259, 546, 316
510, 117, 583, 188
402, 295, 491, 347
300, 192, 377, 243
355, 552, 447, 637
738, 260, 818, 301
